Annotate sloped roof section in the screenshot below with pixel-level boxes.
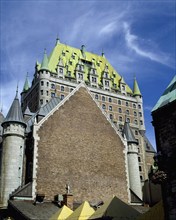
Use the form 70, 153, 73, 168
38, 41, 133, 94
2, 92, 26, 127
40, 49, 49, 71
67, 201, 94, 220
49, 205, 73, 220
152, 75, 176, 112
89, 196, 140, 220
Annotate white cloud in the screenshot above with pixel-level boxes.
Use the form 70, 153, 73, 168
123, 22, 175, 68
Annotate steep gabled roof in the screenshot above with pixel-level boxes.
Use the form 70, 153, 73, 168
152, 75, 176, 112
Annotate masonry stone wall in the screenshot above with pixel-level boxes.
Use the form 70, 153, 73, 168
35, 87, 128, 203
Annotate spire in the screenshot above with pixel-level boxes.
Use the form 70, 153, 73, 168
2, 90, 26, 127
23, 73, 30, 92
55, 36, 60, 45
123, 120, 138, 145
40, 49, 49, 71
133, 77, 141, 97
102, 49, 105, 58
81, 45, 86, 58
120, 76, 125, 84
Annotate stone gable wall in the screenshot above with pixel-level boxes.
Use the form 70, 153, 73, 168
35, 87, 128, 203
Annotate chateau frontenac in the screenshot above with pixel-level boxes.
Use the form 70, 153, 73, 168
0, 39, 155, 208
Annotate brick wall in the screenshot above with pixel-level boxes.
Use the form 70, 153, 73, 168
35, 87, 128, 203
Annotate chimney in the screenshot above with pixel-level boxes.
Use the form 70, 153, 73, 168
63, 184, 73, 210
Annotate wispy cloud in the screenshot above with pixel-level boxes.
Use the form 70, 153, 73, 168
123, 22, 175, 68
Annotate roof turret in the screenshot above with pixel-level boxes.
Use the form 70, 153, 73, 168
2, 88, 26, 127
22, 73, 30, 92
133, 77, 141, 97
55, 36, 60, 46
40, 49, 49, 71
123, 120, 138, 145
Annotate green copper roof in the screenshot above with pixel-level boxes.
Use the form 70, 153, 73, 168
38, 42, 133, 94
40, 49, 49, 70
23, 73, 30, 92
152, 75, 176, 112
133, 78, 141, 96
123, 120, 138, 145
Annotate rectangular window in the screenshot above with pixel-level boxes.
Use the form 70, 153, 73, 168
51, 92, 55, 97
59, 68, 63, 73
109, 106, 112, 111
105, 80, 109, 86
61, 86, 64, 91
60, 94, 65, 100
92, 77, 97, 82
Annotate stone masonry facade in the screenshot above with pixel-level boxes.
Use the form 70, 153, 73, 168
35, 87, 129, 203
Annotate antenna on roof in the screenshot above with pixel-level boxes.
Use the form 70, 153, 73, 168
16, 81, 19, 99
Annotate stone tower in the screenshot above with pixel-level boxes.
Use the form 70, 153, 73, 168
0, 90, 26, 207
123, 120, 142, 201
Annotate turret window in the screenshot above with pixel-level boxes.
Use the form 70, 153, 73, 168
139, 166, 142, 171
140, 120, 143, 125
139, 112, 142, 117
40, 99, 43, 105
41, 90, 43, 95
47, 82, 49, 87
41, 81, 44, 86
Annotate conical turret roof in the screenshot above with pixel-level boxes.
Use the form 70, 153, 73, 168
2, 90, 26, 127
123, 120, 138, 144
133, 77, 141, 97
22, 73, 30, 92
40, 49, 49, 70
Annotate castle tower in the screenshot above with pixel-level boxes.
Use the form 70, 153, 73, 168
38, 49, 50, 107
21, 73, 30, 106
0, 89, 26, 207
133, 77, 145, 132
123, 120, 142, 201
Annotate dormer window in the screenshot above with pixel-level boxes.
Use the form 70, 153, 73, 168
59, 68, 63, 73
92, 69, 95, 74
105, 73, 108, 78
79, 65, 83, 71
105, 80, 109, 86
92, 77, 97, 83
78, 73, 83, 79
51, 83, 55, 89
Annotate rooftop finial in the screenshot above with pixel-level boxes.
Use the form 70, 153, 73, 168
56, 35, 60, 45
16, 82, 19, 99
102, 49, 105, 57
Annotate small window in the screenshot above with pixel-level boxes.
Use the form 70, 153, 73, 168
95, 94, 98, 100
134, 119, 138, 125
47, 82, 49, 87
40, 99, 43, 105
134, 111, 137, 116
102, 96, 105, 101
92, 77, 97, 83
119, 116, 123, 122
140, 175, 143, 181
51, 92, 55, 97
133, 103, 136, 108
59, 68, 63, 73
109, 97, 112, 103
51, 83, 55, 89
126, 109, 129, 115
46, 91, 49, 96
109, 114, 113, 120
138, 157, 141, 162
68, 71, 71, 77
139, 112, 142, 117
126, 102, 128, 106
138, 104, 141, 109
105, 80, 109, 86
60, 94, 64, 100
127, 118, 130, 123
118, 108, 122, 113
78, 73, 83, 79
41, 90, 43, 95
70, 88, 74, 92
109, 106, 112, 111
139, 166, 142, 171
41, 81, 44, 86
140, 120, 143, 125
122, 85, 125, 91
135, 130, 138, 135
102, 104, 106, 110
61, 86, 64, 91
118, 100, 121, 105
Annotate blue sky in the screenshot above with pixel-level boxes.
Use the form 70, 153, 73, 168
0, 0, 175, 148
